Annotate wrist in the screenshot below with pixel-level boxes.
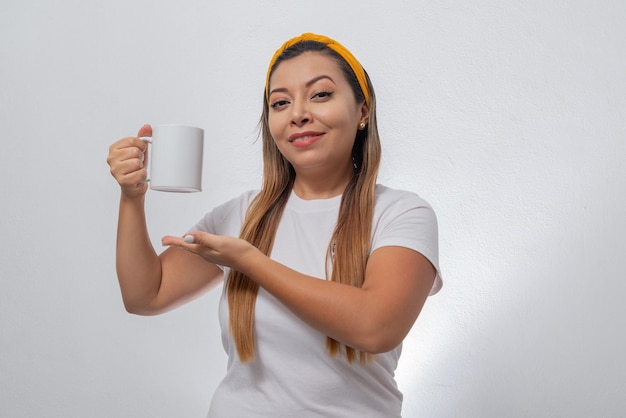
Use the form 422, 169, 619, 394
235, 244, 265, 278
120, 190, 146, 204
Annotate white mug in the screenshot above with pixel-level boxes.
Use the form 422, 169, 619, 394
140, 124, 204, 193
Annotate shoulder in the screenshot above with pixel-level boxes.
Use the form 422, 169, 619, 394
372, 184, 442, 294
375, 184, 432, 205
212, 189, 259, 219
189, 189, 259, 234
374, 184, 436, 221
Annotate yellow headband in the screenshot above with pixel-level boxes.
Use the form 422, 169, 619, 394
265, 33, 370, 107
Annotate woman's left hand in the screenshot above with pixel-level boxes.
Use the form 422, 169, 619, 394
162, 232, 259, 270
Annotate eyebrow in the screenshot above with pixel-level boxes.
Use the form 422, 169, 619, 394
269, 75, 336, 97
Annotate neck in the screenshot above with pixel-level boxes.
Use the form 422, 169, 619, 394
292, 164, 354, 200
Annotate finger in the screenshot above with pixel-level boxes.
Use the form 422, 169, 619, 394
162, 235, 189, 247
109, 136, 147, 155
114, 162, 147, 181
183, 232, 211, 247
109, 149, 146, 174
128, 136, 148, 153
162, 233, 204, 248
112, 144, 145, 162
135, 125, 152, 169
137, 124, 152, 139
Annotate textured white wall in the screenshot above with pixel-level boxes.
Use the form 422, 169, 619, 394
1, 1, 624, 417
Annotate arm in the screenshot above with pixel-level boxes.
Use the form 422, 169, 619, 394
241, 245, 436, 353
107, 125, 223, 315
164, 233, 435, 353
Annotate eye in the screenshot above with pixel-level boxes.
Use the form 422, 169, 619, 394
312, 91, 333, 100
270, 99, 289, 110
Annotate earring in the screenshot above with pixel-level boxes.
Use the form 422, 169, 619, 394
358, 122, 366, 130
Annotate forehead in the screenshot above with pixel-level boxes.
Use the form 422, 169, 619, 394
269, 51, 345, 89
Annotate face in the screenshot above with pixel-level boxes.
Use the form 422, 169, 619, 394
267, 51, 368, 178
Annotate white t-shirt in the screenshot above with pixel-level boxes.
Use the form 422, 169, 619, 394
190, 185, 442, 417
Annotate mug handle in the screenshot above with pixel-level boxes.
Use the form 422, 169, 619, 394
139, 136, 152, 183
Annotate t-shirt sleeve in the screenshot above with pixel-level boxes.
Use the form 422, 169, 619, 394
371, 190, 442, 295
187, 190, 258, 237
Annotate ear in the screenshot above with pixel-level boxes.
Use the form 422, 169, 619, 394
358, 102, 369, 126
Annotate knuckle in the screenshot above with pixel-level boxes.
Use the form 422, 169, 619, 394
135, 168, 148, 182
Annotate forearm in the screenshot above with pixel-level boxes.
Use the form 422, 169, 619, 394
165, 233, 433, 351
115, 194, 162, 313
238, 251, 387, 353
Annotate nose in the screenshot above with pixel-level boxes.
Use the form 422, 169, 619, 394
290, 98, 311, 127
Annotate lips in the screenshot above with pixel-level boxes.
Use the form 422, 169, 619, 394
288, 131, 324, 147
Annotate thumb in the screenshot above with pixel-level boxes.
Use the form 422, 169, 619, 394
137, 124, 152, 138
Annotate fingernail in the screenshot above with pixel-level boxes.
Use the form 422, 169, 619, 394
184, 235, 195, 244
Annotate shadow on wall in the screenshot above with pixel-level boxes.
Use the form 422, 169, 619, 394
400, 155, 626, 417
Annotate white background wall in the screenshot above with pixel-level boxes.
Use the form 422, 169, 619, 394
1, 1, 624, 417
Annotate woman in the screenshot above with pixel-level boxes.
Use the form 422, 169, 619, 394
107, 33, 442, 417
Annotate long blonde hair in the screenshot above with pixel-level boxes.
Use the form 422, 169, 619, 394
226, 40, 381, 363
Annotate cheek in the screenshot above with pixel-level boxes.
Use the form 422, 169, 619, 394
267, 114, 284, 140
318, 104, 359, 130
267, 116, 287, 154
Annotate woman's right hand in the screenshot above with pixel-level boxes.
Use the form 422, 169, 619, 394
107, 124, 152, 198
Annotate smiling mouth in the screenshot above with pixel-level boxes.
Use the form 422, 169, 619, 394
288, 132, 324, 143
